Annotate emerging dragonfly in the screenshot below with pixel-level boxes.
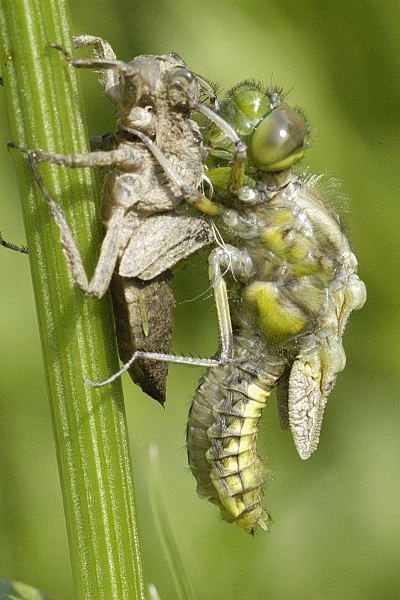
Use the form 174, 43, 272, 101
185, 80, 367, 533
104, 71, 366, 533
7, 40, 366, 534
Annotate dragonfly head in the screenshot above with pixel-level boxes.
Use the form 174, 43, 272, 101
249, 101, 309, 172
208, 81, 310, 173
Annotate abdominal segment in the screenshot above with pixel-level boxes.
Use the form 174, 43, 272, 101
187, 336, 286, 534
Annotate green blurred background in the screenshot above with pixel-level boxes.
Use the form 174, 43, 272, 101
1, 1, 399, 598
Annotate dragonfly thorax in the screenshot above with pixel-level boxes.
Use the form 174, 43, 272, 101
218, 176, 353, 348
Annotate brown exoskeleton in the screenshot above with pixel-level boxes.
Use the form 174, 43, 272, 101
8, 35, 228, 403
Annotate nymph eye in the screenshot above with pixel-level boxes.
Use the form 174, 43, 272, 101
170, 67, 193, 86
167, 67, 194, 106
249, 103, 308, 171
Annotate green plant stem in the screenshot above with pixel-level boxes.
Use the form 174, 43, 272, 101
0, 2, 145, 598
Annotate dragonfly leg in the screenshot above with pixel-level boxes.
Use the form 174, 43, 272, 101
50, 41, 133, 104
0, 231, 28, 254
8, 144, 137, 298
72, 35, 121, 104
208, 244, 255, 361
123, 127, 222, 216
8, 142, 133, 169
208, 248, 234, 363
192, 101, 247, 193
85, 351, 223, 388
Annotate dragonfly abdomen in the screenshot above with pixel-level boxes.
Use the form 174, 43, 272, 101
187, 335, 286, 533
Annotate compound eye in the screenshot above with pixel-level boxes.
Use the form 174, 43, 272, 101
249, 103, 308, 171
167, 67, 194, 106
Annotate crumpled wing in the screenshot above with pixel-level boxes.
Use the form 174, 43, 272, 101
288, 338, 346, 460
288, 271, 366, 459
119, 213, 213, 280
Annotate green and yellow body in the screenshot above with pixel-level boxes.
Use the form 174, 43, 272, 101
187, 80, 366, 533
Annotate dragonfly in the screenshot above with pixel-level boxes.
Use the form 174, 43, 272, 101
184, 80, 367, 533
6, 39, 366, 534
